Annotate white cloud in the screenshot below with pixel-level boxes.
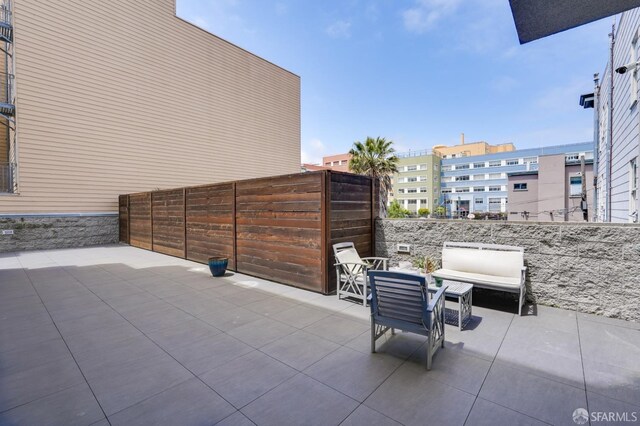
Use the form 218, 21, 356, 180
326, 20, 352, 39
301, 138, 326, 165
402, 0, 462, 34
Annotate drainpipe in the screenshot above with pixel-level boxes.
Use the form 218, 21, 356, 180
608, 23, 615, 222
593, 73, 600, 222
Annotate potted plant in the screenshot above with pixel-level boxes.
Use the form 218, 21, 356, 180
208, 256, 228, 277
413, 255, 440, 285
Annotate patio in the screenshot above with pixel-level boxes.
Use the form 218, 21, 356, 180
1, 245, 639, 426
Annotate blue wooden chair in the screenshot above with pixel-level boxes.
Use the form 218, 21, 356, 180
368, 270, 446, 370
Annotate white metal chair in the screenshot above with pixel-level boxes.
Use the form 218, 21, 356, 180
368, 270, 446, 370
333, 242, 388, 306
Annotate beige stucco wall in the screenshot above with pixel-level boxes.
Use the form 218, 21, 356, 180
1, 0, 300, 213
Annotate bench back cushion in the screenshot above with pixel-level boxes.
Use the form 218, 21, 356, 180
442, 247, 523, 278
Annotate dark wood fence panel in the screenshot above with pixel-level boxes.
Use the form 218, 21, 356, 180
118, 195, 129, 243
236, 173, 324, 292
129, 193, 152, 250
328, 172, 374, 292
119, 171, 375, 295
186, 183, 235, 267
151, 189, 185, 257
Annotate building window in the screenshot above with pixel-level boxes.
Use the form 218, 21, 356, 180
506, 159, 519, 166
475, 198, 483, 204
456, 164, 470, 170
397, 188, 405, 194
418, 176, 427, 181
473, 186, 485, 192
455, 175, 470, 181
489, 185, 501, 191
457, 187, 470, 193
407, 177, 417, 183
407, 188, 417, 193
441, 188, 452, 194
565, 154, 580, 163
569, 176, 582, 197
420, 198, 428, 204
407, 165, 417, 172
473, 174, 485, 181
473, 162, 485, 169
407, 199, 417, 205
489, 198, 501, 204
489, 160, 502, 167
513, 183, 527, 191
325, 162, 331, 166
523, 157, 538, 164
631, 158, 638, 222
442, 165, 452, 171
419, 187, 427, 193
419, 164, 428, 170
488, 173, 502, 180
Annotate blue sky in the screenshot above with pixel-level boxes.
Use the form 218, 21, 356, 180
176, 0, 613, 164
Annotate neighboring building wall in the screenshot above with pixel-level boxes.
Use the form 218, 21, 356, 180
506, 173, 539, 221
537, 155, 567, 219
376, 219, 640, 322
1, 0, 300, 215
595, 9, 640, 223
441, 142, 593, 218
432, 139, 515, 159
322, 153, 351, 172
392, 151, 440, 212
507, 155, 595, 222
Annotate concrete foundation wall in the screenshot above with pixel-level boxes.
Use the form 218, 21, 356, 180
376, 219, 640, 321
0, 215, 118, 253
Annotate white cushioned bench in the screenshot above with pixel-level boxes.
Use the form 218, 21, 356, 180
431, 242, 527, 315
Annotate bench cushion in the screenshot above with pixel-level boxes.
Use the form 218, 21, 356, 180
431, 268, 522, 290
442, 247, 523, 278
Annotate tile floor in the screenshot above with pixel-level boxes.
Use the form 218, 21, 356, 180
0, 245, 639, 425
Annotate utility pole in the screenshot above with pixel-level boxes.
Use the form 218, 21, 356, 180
581, 154, 588, 221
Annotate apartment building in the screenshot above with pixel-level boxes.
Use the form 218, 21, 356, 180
322, 153, 352, 172
591, 9, 640, 223
433, 134, 515, 159
391, 150, 440, 212
0, 0, 300, 251
507, 154, 595, 222
440, 142, 593, 218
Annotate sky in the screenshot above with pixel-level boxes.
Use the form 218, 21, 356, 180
176, 0, 615, 165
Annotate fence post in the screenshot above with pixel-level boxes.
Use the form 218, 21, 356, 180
232, 181, 237, 271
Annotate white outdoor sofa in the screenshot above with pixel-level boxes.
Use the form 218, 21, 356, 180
431, 242, 527, 315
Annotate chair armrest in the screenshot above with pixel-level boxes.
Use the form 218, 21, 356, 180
334, 262, 371, 269
424, 285, 447, 330
427, 286, 447, 312
362, 257, 389, 261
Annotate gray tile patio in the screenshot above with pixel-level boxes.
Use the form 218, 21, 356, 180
0, 245, 639, 426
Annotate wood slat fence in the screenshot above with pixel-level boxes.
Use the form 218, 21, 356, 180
119, 170, 377, 294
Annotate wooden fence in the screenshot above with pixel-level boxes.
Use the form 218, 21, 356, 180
118, 170, 377, 294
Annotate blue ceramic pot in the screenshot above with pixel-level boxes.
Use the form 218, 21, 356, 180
208, 257, 228, 277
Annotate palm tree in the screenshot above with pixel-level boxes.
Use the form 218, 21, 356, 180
348, 136, 399, 216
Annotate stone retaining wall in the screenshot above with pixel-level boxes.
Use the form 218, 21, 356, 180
0, 215, 119, 253
376, 219, 640, 321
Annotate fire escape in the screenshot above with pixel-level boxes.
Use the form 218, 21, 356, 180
0, 0, 15, 193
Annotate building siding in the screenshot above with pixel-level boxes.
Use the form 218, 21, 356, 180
1, 0, 300, 213
596, 9, 640, 223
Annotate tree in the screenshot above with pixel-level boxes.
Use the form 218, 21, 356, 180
348, 136, 399, 216
388, 200, 410, 218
